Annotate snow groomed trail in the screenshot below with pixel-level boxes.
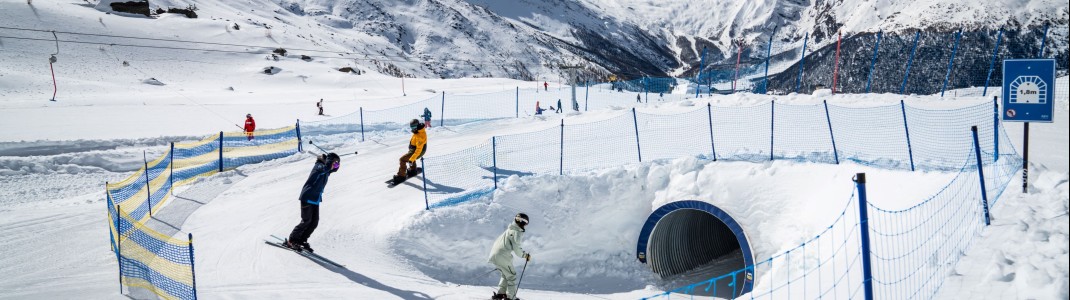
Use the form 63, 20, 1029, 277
4, 88, 1065, 300
182, 94, 1016, 299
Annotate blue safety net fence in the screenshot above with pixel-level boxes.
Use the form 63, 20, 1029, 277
411, 98, 1021, 299
297, 87, 699, 145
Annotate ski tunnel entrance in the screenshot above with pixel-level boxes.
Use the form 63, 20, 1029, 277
637, 200, 754, 298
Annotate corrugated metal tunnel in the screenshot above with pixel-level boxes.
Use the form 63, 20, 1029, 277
637, 200, 754, 298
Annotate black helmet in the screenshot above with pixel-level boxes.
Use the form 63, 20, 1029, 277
327, 152, 341, 172
515, 213, 529, 226
409, 119, 423, 131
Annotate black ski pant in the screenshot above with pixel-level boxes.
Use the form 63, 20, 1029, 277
288, 202, 320, 244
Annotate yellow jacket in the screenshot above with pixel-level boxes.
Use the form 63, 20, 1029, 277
409, 128, 427, 162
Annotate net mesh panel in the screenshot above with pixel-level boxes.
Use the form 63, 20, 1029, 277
902, 31, 955, 95
906, 102, 994, 170
222, 126, 299, 168
827, 104, 911, 170
636, 108, 712, 161
106, 126, 299, 299
443, 90, 517, 124
423, 141, 494, 208
868, 33, 913, 94
563, 114, 639, 173
772, 103, 836, 163
495, 126, 561, 176
867, 154, 983, 299
710, 103, 772, 162
363, 96, 441, 131
116, 208, 194, 300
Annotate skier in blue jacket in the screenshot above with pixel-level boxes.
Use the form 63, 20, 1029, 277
286, 152, 340, 252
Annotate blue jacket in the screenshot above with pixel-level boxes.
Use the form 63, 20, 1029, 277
298, 159, 333, 205
423, 108, 432, 120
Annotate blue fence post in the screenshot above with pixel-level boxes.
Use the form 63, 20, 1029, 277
900, 100, 916, 171
218, 131, 224, 172
1037, 24, 1049, 58
421, 157, 429, 210
900, 31, 921, 95
515, 87, 519, 118
584, 80, 589, 111
439, 91, 445, 127
358, 107, 365, 142
707, 103, 717, 161
696, 46, 707, 98
188, 233, 198, 300
559, 119, 565, 175
295, 120, 303, 152
971, 126, 992, 225
761, 26, 777, 94
632, 108, 642, 162
823, 100, 839, 164
143, 150, 151, 217
865, 31, 883, 93
982, 28, 1003, 97
769, 101, 775, 161
941, 30, 962, 97
795, 34, 809, 93
492, 136, 498, 190
993, 97, 999, 162
854, 173, 874, 300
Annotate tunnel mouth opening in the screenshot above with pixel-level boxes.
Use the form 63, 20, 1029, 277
637, 201, 754, 298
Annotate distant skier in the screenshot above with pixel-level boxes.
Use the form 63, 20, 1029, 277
489, 213, 531, 300
659, 92, 664, 101
317, 99, 324, 116
571, 98, 579, 111
636, 93, 641, 103
393, 119, 427, 183
423, 107, 433, 128
534, 101, 545, 115
555, 99, 562, 113
244, 113, 256, 140
285, 152, 341, 253
543, 81, 548, 91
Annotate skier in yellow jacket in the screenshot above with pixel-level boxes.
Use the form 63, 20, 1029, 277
393, 119, 427, 183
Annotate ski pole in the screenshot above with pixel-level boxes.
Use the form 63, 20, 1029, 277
308, 140, 358, 156
308, 140, 329, 153
515, 259, 529, 298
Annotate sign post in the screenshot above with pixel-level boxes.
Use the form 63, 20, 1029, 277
1001, 59, 1055, 193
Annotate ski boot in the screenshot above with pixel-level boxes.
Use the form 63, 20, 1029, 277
491, 292, 507, 300
301, 242, 314, 253
284, 239, 303, 252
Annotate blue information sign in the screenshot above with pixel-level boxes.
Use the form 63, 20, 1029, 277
1002, 59, 1055, 122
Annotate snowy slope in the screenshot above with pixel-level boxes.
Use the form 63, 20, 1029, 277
1, 1, 1069, 300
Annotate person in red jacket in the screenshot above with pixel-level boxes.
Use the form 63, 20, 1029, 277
543, 81, 548, 91
244, 113, 256, 140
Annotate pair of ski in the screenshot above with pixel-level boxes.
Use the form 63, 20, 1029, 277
263, 235, 345, 268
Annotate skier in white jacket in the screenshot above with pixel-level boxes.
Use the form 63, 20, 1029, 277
488, 213, 531, 300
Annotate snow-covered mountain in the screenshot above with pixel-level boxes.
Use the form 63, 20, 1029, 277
2, 0, 1066, 99
95, 0, 1070, 78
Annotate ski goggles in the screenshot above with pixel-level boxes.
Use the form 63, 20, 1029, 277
331, 161, 340, 172
409, 123, 419, 131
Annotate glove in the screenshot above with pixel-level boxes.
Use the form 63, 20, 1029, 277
523, 253, 531, 261
318, 154, 327, 162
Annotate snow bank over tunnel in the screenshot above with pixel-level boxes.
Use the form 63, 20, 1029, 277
388, 156, 956, 294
